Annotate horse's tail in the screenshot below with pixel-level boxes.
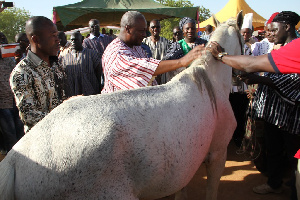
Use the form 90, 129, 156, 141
0, 158, 15, 200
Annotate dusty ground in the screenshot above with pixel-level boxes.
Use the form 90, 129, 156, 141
155, 141, 291, 200
0, 141, 291, 200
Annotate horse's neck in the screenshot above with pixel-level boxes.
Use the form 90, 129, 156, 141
203, 56, 232, 96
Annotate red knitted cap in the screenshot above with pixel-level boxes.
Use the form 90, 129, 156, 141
267, 12, 280, 24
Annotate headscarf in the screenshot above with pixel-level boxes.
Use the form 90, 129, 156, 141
272, 11, 300, 26
179, 17, 196, 30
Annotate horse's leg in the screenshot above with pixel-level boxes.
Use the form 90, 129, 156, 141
205, 149, 227, 200
205, 102, 236, 200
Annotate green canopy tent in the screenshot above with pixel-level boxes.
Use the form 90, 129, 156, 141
53, 0, 199, 31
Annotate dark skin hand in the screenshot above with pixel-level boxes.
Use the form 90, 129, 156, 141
238, 73, 275, 88
207, 41, 275, 73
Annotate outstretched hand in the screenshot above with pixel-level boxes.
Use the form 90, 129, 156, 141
206, 41, 225, 59
180, 44, 205, 67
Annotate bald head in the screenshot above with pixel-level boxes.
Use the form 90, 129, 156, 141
119, 11, 147, 48
25, 16, 55, 38
25, 16, 60, 59
88, 19, 100, 37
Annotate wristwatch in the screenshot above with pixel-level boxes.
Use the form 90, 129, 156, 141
217, 52, 228, 61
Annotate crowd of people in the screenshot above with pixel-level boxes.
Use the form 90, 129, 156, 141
0, 4, 299, 199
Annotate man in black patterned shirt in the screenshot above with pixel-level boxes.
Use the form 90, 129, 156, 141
10, 16, 66, 132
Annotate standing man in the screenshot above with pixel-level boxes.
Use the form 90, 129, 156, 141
172, 26, 183, 43
201, 24, 213, 42
83, 19, 113, 57
0, 32, 24, 154
208, 11, 300, 199
143, 19, 170, 84
240, 13, 255, 55
59, 31, 102, 97
83, 19, 113, 89
58, 31, 71, 57
101, 11, 204, 94
10, 16, 66, 132
14, 33, 29, 64
230, 13, 254, 146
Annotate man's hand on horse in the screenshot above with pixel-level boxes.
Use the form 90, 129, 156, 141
206, 41, 225, 59
180, 44, 205, 67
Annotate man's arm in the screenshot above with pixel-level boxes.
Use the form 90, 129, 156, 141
154, 44, 205, 76
208, 41, 275, 73
222, 54, 275, 73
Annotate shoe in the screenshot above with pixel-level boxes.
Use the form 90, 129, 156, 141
253, 183, 282, 194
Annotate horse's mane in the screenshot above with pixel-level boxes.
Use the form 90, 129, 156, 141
186, 18, 239, 114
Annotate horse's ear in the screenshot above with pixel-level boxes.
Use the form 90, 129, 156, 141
236, 10, 243, 30
212, 14, 220, 28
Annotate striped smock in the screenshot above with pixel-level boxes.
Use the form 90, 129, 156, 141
252, 73, 300, 135
101, 38, 160, 94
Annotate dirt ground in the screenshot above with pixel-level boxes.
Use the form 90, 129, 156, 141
155, 141, 291, 200
0, 141, 291, 200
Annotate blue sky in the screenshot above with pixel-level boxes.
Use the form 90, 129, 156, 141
10, 0, 300, 21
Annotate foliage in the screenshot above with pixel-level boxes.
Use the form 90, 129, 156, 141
198, 5, 211, 23
0, 7, 31, 43
155, 0, 211, 40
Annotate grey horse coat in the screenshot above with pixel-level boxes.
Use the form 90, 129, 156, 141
0, 14, 244, 200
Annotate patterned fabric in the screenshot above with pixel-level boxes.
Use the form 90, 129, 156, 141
101, 38, 160, 94
163, 37, 207, 82
10, 50, 66, 132
252, 73, 300, 135
142, 36, 170, 60
82, 34, 113, 58
179, 17, 196, 30
251, 38, 274, 56
0, 57, 16, 109
59, 48, 102, 97
143, 36, 170, 84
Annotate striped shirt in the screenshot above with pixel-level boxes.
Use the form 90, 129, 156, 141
82, 34, 113, 58
59, 48, 102, 97
101, 38, 160, 94
252, 73, 300, 135
0, 57, 15, 109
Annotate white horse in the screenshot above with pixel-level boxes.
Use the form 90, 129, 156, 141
0, 13, 243, 200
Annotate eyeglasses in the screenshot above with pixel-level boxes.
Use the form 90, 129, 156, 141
150, 26, 160, 29
173, 31, 182, 35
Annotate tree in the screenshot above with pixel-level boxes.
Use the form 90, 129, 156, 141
155, 0, 211, 40
198, 5, 211, 23
0, 7, 31, 43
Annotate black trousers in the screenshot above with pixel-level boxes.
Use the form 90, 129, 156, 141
264, 121, 300, 199
229, 93, 249, 145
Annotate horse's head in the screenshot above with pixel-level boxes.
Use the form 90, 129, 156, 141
208, 11, 244, 56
